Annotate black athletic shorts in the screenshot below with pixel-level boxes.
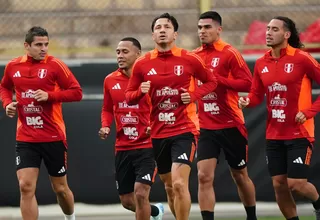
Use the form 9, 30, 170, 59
197, 127, 248, 170
115, 148, 157, 195
152, 132, 196, 175
16, 141, 68, 177
266, 138, 313, 179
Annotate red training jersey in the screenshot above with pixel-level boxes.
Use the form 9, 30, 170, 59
247, 46, 320, 141
194, 39, 252, 132
101, 69, 152, 151
0, 55, 82, 143
125, 46, 218, 138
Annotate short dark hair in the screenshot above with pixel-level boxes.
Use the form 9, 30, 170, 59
273, 16, 304, 49
151, 13, 179, 32
120, 37, 141, 50
25, 26, 49, 45
199, 11, 222, 26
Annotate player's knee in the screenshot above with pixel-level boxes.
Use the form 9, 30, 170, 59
198, 170, 214, 185
52, 182, 69, 196
272, 177, 288, 191
231, 169, 248, 185
134, 188, 149, 204
19, 180, 36, 195
288, 179, 306, 193
172, 179, 187, 195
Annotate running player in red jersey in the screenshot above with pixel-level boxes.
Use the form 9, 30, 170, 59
0, 27, 82, 220
239, 17, 320, 220
99, 37, 163, 220
194, 11, 257, 220
125, 13, 217, 220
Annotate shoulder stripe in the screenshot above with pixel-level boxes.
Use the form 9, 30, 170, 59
299, 51, 319, 67
228, 47, 245, 67
186, 52, 206, 67
52, 59, 71, 78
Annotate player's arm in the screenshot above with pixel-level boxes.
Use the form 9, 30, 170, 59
100, 77, 113, 139
299, 54, 320, 119
246, 65, 265, 108
218, 49, 252, 92
44, 58, 82, 102
0, 63, 14, 109
125, 61, 147, 105
187, 53, 218, 102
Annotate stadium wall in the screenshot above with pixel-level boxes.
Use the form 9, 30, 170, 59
1, 59, 320, 206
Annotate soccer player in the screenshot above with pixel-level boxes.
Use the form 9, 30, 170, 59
125, 13, 218, 220
238, 16, 320, 220
0, 27, 82, 220
194, 11, 257, 220
99, 37, 164, 220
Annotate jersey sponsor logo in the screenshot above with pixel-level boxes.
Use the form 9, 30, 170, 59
23, 102, 43, 114
26, 116, 44, 128
158, 112, 176, 124
174, 65, 184, 76
270, 94, 287, 107
21, 89, 36, 98
204, 103, 220, 114
158, 98, 178, 110
156, 87, 179, 96
13, 71, 21, 78
123, 127, 138, 140
261, 66, 269, 73
147, 68, 157, 75
120, 112, 139, 124
211, 58, 220, 68
38, 69, 47, 79
268, 82, 287, 92
271, 109, 286, 122
118, 101, 139, 109
202, 92, 217, 101
284, 63, 294, 73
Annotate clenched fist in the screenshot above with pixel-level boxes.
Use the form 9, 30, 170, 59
141, 81, 151, 94
238, 97, 250, 109
99, 127, 110, 140
6, 101, 18, 118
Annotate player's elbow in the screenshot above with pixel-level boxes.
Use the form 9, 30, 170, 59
73, 88, 83, 101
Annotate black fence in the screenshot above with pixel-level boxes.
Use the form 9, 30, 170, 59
1, 59, 320, 206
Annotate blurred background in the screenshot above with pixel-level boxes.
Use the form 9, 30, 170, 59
0, 0, 319, 60
1, 0, 320, 219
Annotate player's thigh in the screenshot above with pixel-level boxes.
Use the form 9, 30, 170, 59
115, 150, 135, 195
132, 148, 157, 186
171, 132, 196, 167
16, 141, 42, 171
220, 127, 248, 170
266, 140, 287, 177
197, 128, 221, 162
41, 141, 68, 177
152, 137, 172, 175
286, 138, 313, 179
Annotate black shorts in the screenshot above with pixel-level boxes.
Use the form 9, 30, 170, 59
152, 132, 196, 175
115, 148, 156, 195
16, 141, 68, 177
197, 127, 248, 170
266, 138, 313, 179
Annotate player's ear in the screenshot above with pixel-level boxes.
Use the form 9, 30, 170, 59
24, 42, 30, 50
284, 31, 291, 40
136, 50, 141, 58
173, 32, 178, 40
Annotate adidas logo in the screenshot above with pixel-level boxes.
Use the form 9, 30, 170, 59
112, 83, 121, 90
13, 71, 21, 77
142, 174, 151, 181
261, 66, 269, 73
147, 68, 157, 75
238, 159, 246, 166
177, 153, 188, 160
58, 166, 66, 174
293, 157, 303, 164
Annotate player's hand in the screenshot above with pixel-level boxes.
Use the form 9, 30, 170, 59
99, 127, 110, 140
146, 126, 151, 136
34, 89, 48, 102
5, 101, 18, 118
295, 111, 307, 124
180, 88, 191, 104
238, 97, 250, 109
141, 81, 151, 94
